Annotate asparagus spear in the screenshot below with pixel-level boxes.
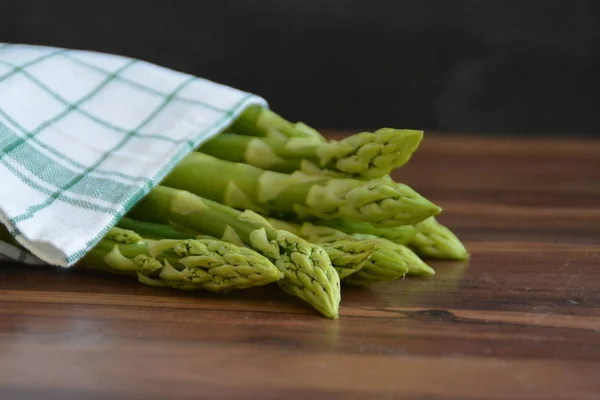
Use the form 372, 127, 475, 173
344, 239, 433, 285
117, 217, 198, 240
318, 239, 379, 279
311, 219, 417, 244
408, 217, 469, 260
80, 228, 283, 292
198, 128, 423, 180
269, 219, 434, 281
128, 186, 341, 319
229, 105, 325, 142
161, 152, 441, 228
120, 217, 378, 281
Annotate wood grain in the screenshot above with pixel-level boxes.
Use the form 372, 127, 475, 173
1, 133, 599, 400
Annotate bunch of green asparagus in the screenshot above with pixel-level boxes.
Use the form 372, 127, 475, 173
59, 106, 471, 318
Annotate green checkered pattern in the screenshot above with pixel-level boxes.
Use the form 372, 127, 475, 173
0, 43, 266, 266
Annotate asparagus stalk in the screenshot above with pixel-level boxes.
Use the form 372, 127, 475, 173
229, 105, 325, 142
344, 240, 433, 285
119, 217, 378, 280
269, 219, 434, 281
408, 217, 469, 260
128, 186, 341, 319
198, 128, 423, 179
117, 217, 198, 239
80, 228, 283, 292
311, 219, 417, 244
317, 239, 379, 279
161, 152, 441, 228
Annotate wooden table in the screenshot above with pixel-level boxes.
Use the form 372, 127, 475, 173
1, 134, 599, 399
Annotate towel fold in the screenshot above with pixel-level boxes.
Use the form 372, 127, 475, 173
0, 43, 266, 267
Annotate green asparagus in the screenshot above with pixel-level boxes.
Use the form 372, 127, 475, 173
344, 240, 433, 285
312, 219, 418, 244
198, 128, 422, 179
160, 152, 441, 227
319, 239, 380, 279
117, 217, 198, 240
0, 99, 470, 320
128, 186, 341, 318
229, 105, 325, 142
119, 217, 378, 281
269, 219, 434, 281
408, 217, 470, 260
83, 228, 284, 292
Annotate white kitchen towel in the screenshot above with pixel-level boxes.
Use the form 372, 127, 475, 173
0, 43, 267, 267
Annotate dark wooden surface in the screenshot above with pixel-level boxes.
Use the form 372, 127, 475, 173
1, 134, 599, 400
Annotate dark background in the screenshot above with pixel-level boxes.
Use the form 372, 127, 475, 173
1, 0, 598, 136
